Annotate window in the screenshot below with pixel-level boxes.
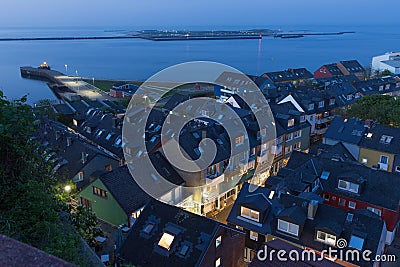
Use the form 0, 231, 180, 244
329, 98, 335, 105
395, 166, 400, 173
355, 93, 361, 98
308, 103, 314, 111
250, 231, 258, 241
362, 158, 368, 164
80, 197, 92, 211
158, 232, 175, 251
349, 235, 364, 250
216, 236, 222, 248
294, 130, 302, 138
347, 95, 353, 100
288, 118, 295, 128
300, 115, 306, 123
277, 219, 299, 236
240, 206, 260, 222
285, 145, 293, 155
380, 155, 389, 165
235, 135, 244, 145
338, 198, 346, 206
318, 101, 324, 108
338, 180, 359, 193
143, 223, 154, 234
367, 207, 382, 216
316, 231, 336, 246
346, 213, 354, 222
348, 201, 356, 209
293, 142, 301, 151
380, 135, 393, 144
323, 193, 330, 201
77, 171, 84, 182
379, 85, 384, 91
93, 186, 108, 199
286, 133, 293, 141
215, 258, 221, 267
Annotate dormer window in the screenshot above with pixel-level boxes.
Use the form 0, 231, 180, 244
338, 179, 359, 193
215, 236, 222, 248
379, 85, 384, 91
158, 232, 175, 251
240, 206, 259, 222
277, 219, 299, 236
380, 135, 393, 144
316, 231, 336, 246
308, 103, 314, 111
235, 135, 244, 145
347, 94, 353, 101
355, 92, 360, 98
288, 118, 295, 128
385, 84, 390, 90
300, 115, 306, 123
318, 101, 324, 108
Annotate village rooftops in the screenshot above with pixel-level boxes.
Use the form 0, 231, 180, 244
323, 116, 367, 145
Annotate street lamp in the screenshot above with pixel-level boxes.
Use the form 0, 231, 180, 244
64, 64, 68, 75
64, 185, 71, 192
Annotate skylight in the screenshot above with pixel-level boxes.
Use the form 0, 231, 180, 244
346, 213, 354, 222
158, 232, 175, 251
143, 223, 154, 234
349, 235, 364, 250
320, 171, 330, 180
366, 133, 373, 138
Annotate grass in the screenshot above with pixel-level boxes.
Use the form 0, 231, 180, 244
82, 78, 143, 92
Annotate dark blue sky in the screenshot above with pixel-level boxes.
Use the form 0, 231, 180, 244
2, 0, 399, 28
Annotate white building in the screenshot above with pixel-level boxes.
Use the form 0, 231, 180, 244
372, 52, 400, 75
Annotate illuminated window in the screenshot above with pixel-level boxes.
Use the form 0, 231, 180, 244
240, 206, 260, 222
250, 231, 258, 241
93, 186, 108, 199
215, 258, 221, 267
288, 119, 295, 127
316, 231, 336, 246
216, 236, 222, 248
158, 232, 175, 251
235, 135, 244, 145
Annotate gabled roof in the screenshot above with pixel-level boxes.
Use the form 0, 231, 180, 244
228, 184, 384, 267
359, 123, 400, 155
117, 199, 239, 267
323, 116, 367, 145
338, 60, 365, 73
99, 165, 150, 214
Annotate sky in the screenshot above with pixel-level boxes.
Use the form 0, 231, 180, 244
1, 0, 399, 29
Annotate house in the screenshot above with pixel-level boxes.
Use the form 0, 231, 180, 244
34, 118, 120, 189
109, 83, 138, 98
314, 63, 344, 79
337, 60, 365, 80
277, 87, 337, 142
116, 199, 245, 267
79, 151, 184, 226
250, 239, 343, 267
372, 52, 400, 75
227, 183, 386, 266
70, 108, 126, 161
322, 116, 367, 160
353, 77, 400, 97
0, 234, 76, 267
277, 151, 400, 245
261, 68, 313, 85
323, 116, 400, 173
358, 123, 400, 173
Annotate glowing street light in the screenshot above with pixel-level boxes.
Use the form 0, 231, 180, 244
64, 185, 72, 192
64, 64, 68, 75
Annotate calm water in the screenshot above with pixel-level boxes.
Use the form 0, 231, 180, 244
0, 25, 399, 103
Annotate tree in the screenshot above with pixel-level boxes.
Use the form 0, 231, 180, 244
345, 94, 400, 127
0, 91, 88, 265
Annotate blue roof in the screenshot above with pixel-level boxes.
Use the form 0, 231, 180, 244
324, 116, 367, 145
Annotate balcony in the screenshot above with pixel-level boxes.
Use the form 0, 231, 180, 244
206, 173, 225, 186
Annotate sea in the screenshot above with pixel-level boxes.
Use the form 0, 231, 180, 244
0, 24, 399, 104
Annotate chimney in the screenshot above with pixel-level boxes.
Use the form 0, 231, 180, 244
67, 137, 72, 147
364, 119, 373, 128
81, 152, 87, 164
307, 200, 318, 220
